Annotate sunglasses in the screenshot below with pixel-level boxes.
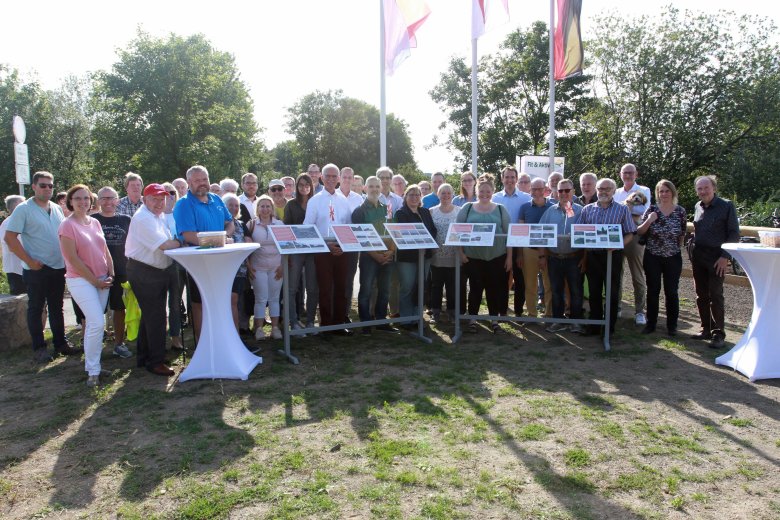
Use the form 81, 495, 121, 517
37, 183, 54, 189
270, 187, 284, 192
168, 190, 177, 196
557, 188, 572, 193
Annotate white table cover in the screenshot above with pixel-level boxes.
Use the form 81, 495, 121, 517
165, 243, 261, 381
716, 243, 780, 382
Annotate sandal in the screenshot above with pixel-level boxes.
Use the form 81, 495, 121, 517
467, 321, 478, 334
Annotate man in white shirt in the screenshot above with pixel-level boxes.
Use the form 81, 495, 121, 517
126, 184, 182, 376
303, 163, 353, 337
613, 163, 652, 325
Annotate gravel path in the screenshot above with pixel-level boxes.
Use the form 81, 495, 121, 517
620, 255, 754, 332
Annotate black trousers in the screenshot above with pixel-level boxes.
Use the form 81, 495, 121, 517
585, 250, 624, 333
464, 255, 508, 317
691, 249, 725, 336
127, 259, 171, 369
643, 251, 682, 332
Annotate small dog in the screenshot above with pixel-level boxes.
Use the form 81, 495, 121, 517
623, 191, 648, 208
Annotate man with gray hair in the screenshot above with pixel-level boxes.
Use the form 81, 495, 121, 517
547, 172, 564, 201
303, 163, 354, 336
577, 178, 637, 336
117, 172, 144, 217
172, 178, 188, 199
689, 175, 739, 349
1, 195, 26, 295
281, 176, 296, 200
578, 172, 598, 205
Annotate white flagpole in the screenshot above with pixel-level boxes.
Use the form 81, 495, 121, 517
380, 0, 388, 166
471, 37, 479, 174
548, 0, 556, 175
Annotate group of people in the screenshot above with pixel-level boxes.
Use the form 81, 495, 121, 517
1, 161, 739, 386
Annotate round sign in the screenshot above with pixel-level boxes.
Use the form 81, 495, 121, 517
13, 116, 26, 144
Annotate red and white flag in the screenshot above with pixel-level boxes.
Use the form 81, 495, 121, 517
384, 0, 431, 75
472, 0, 510, 40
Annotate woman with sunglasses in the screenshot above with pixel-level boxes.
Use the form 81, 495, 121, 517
58, 184, 115, 387
283, 173, 319, 334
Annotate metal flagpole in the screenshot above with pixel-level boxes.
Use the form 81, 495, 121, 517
380, 0, 388, 166
548, 0, 556, 175
471, 37, 479, 174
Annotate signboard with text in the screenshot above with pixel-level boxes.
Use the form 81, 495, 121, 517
517, 155, 565, 180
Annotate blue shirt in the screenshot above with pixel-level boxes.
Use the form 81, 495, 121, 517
4, 198, 65, 269
453, 195, 476, 207
492, 189, 531, 222
518, 199, 553, 224
173, 191, 231, 244
539, 202, 583, 254
422, 193, 440, 209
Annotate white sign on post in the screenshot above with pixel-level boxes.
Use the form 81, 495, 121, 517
570, 224, 624, 249
13, 116, 30, 188
517, 155, 565, 180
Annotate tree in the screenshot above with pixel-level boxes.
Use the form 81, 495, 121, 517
0, 67, 93, 196
271, 140, 303, 177
430, 22, 591, 175
90, 31, 265, 185
585, 8, 780, 207
285, 90, 416, 177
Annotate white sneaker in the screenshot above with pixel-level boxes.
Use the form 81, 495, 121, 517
635, 313, 647, 326
291, 322, 307, 337
271, 327, 282, 340
255, 327, 266, 340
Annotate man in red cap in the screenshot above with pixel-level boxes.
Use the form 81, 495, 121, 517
126, 183, 182, 376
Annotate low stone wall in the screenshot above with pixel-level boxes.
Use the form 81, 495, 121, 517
0, 294, 29, 351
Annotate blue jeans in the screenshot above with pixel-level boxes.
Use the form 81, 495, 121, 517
358, 255, 392, 322
23, 266, 67, 351
548, 255, 583, 319
397, 258, 431, 322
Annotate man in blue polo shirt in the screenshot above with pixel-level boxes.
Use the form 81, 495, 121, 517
518, 177, 552, 318
173, 164, 234, 339
4, 171, 79, 362
493, 165, 531, 317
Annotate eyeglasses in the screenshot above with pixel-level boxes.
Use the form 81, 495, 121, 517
37, 183, 54, 189
270, 187, 284, 192
531, 187, 545, 191
557, 188, 572, 193
597, 187, 613, 192
99, 196, 118, 201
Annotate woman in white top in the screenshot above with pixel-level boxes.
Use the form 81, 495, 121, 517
248, 195, 283, 340
429, 183, 459, 323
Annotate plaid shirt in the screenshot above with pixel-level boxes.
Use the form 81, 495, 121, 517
577, 199, 637, 235
116, 196, 143, 217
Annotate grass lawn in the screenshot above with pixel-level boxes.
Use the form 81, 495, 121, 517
1, 313, 779, 519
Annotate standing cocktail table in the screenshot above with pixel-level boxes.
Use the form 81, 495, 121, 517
165, 243, 261, 381
716, 243, 780, 382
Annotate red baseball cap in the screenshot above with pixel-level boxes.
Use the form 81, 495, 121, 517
143, 183, 168, 197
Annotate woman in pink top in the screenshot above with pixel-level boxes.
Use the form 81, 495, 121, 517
248, 195, 283, 340
58, 185, 114, 387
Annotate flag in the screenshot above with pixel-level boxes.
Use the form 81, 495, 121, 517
384, 0, 431, 75
554, 0, 584, 80
472, 0, 510, 40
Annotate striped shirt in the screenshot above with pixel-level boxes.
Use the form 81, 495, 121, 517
577, 200, 637, 235
116, 196, 143, 217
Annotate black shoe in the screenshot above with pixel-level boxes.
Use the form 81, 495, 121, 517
709, 335, 726, 349
691, 331, 712, 340
375, 324, 400, 334
56, 343, 81, 356
239, 328, 251, 337
641, 325, 655, 335
33, 348, 54, 364
332, 328, 354, 336
667, 329, 677, 337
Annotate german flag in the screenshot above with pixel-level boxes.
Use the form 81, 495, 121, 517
554, 0, 584, 80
